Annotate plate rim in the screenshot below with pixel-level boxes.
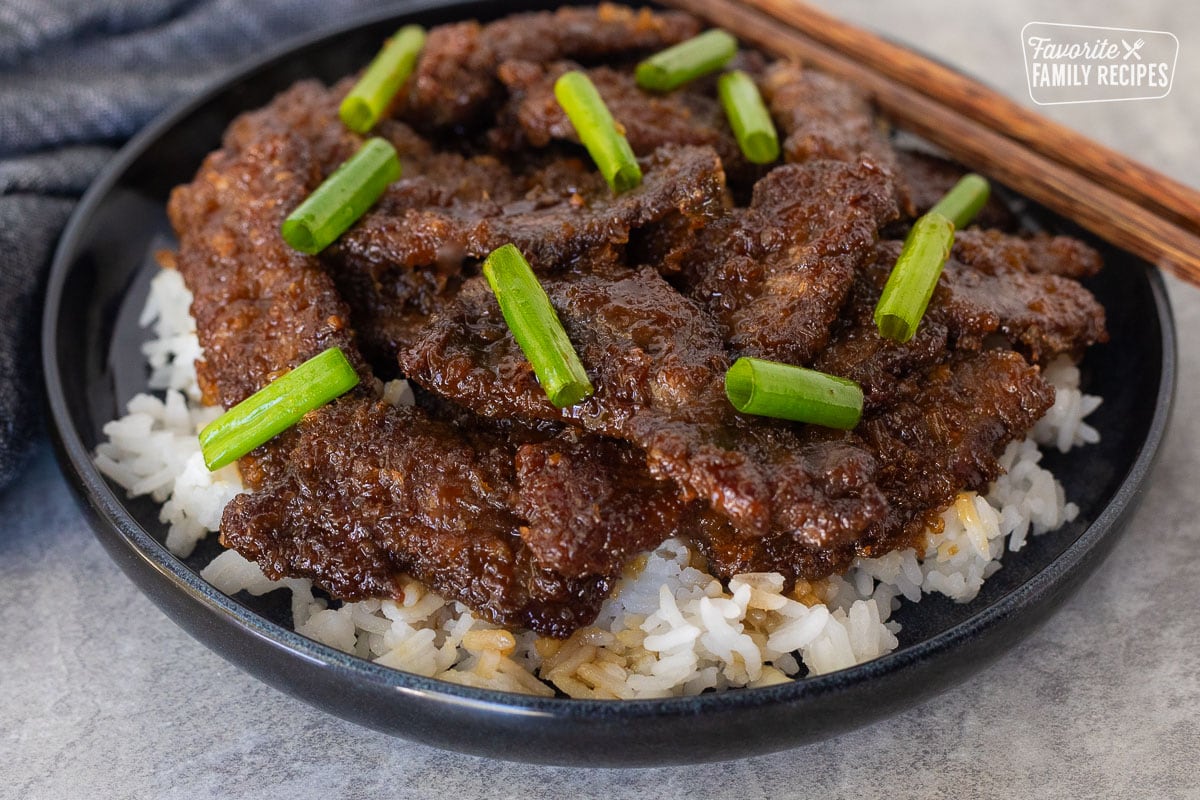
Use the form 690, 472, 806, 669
40, 0, 1178, 724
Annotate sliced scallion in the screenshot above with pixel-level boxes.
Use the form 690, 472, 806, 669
339, 25, 426, 134
717, 70, 780, 164
874, 212, 956, 343
553, 70, 642, 193
482, 244, 594, 408
929, 173, 990, 230
281, 137, 400, 254
725, 357, 862, 429
198, 347, 360, 471
635, 29, 738, 92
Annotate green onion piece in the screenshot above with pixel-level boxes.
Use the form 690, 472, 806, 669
929, 173, 990, 230
281, 138, 400, 254
874, 212, 956, 343
635, 29, 738, 92
717, 70, 780, 164
199, 347, 360, 471
339, 25, 426, 134
725, 357, 862, 429
482, 244, 594, 408
553, 71, 642, 193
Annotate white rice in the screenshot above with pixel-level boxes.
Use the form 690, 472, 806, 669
96, 267, 1102, 698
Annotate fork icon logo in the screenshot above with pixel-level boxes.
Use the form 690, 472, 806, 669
1122, 38, 1145, 60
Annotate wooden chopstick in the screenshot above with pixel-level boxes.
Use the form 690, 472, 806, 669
741, 0, 1200, 240
662, 0, 1200, 285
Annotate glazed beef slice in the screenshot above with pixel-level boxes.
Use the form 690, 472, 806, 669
687, 158, 901, 365
402, 268, 890, 551
403, 4, 701, 129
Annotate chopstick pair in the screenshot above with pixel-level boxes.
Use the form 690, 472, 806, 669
664, 0, 1200, 286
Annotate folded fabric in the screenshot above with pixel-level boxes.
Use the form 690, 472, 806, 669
0, 0, 391, 489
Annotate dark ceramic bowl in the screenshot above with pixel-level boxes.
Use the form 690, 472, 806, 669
42, 0, 1174, 766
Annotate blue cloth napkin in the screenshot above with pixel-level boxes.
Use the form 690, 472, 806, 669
0, 0, 396, 489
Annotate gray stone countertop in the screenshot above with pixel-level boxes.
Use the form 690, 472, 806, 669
3, 1, 1198, 797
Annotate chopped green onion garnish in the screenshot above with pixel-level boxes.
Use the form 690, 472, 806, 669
717, 70, 780, 165
339, 25, 426, 134
725, 357, 862, 429
281, 137, 400, 254
635, 29, 738, 92
482, 244, 594, 408
198, 347, 360, 471
929, 174, 990, 230
873, 178, 987, 341
553, 70, 642, 193
874, 212, 956, 343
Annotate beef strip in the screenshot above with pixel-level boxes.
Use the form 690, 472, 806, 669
317, 146, 518, 375
221, 400, 620, 637
168, 108, 672, 636
328, 143, 727, 362
760, 62, 889, 165
685, 158, 901, 365
893, 148, 1016, 229
694, 222, 1077, 577
401, 268, 889, 554
811, 229, 1106, 413
515, 431, 692, 575
693, 246, 1060, 578
936, 266, 1108, 362
811, 290, 952, 412
168, 113, 369, 488
870, 234, 1108, 361
492, 60, 757, 186
334, 143, 726, 276
326, 258, 464, 381
404, 4, 700, 129
223, 78, 362, 174
855, 351, 1054, 548
484, 145, 728, 269
692, 349, 1054, 580
952, 228, 1104, 280
759, 61, 911, 207
207, 80, 496, 378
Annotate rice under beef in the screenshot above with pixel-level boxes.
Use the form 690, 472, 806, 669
162, 4, 1108, 639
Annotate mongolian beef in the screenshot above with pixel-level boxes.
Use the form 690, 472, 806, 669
161, 3, 1107, 641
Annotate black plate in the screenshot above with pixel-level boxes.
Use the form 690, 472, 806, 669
42, 0, 1174, 766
